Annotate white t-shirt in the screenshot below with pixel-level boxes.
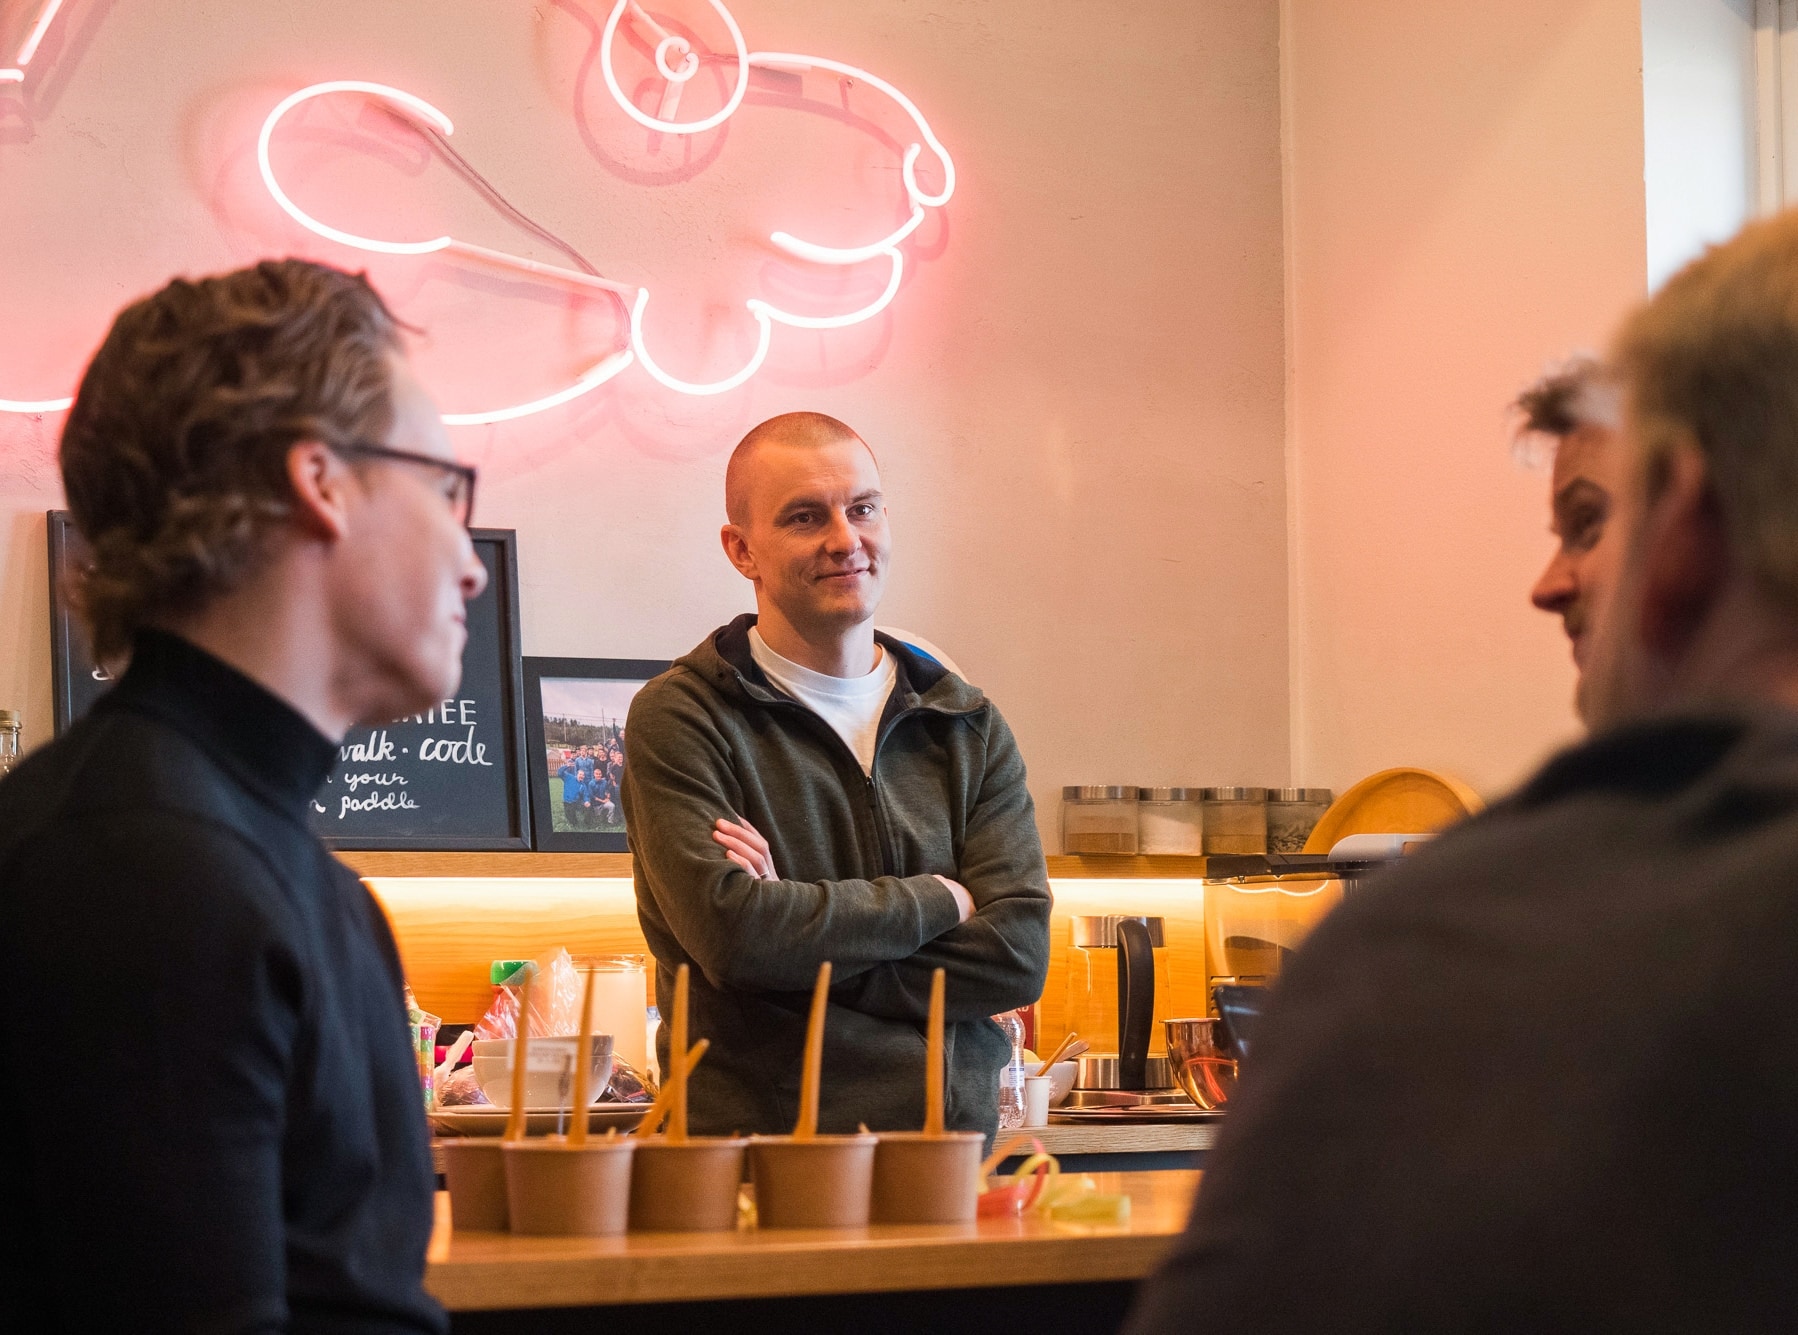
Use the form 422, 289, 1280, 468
748, 628, 897, 775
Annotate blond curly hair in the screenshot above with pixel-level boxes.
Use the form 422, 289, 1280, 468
59, 260, 402, 661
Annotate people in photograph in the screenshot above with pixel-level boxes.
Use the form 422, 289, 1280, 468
1516, 356, 1626, 716
586, 769, 618, 828
558, 751, 585, 830
622, 411, 1051, 1139
574, 743, 596, 781
1126, 210, 1798, 1331
0, 260, 485, 1331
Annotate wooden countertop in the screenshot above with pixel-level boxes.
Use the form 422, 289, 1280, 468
426, 1169, 1199, 1311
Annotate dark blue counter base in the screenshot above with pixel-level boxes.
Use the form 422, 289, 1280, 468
450, 1280, 1139, 1334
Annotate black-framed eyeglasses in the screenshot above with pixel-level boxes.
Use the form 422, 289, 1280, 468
336, 441, 478, 528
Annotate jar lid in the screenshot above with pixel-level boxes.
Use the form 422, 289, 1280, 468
0, 709, 19, 726
1269, 788, 1333, 803
1062, 786, 1138, 800
1137, 787, 1199, 801
1199, 786, 1269, 801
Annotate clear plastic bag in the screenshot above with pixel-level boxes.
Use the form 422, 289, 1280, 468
463, 949, 658, 1104
472, 949, 583, 1041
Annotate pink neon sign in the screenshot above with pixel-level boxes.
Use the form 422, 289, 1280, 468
258, 0, 956, 415
0, 1, 956, 423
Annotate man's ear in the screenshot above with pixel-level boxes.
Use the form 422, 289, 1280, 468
285, 441, 355, 542
1636, 444, 1730, 660
719, 523, 760, 583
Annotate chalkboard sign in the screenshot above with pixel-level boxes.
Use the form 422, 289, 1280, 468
47, 513, 532, 850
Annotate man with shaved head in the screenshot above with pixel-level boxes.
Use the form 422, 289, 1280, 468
623, 412, 1051, 1139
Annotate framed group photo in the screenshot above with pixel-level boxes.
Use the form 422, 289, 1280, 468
522, 656, 670, 851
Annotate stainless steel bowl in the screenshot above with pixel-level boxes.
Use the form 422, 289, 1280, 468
1164, 1018, 1239, 1110
1073, 1054, 1175, 1092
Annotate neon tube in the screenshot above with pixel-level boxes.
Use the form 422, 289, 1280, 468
0, 393, 73, 412
654, 35, 700, 84
753, 248, 903, 329
13, 0, 64, 67
630, 288, 770, 396
440, 348, 634, 425
601, 0, 748, 135
255, 81, 644, 423
745, 52, 955, 208
772, 206, 924, 266
258, 82, 457, 255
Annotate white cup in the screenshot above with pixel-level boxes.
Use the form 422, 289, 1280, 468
1023, 1075, 1052, 1128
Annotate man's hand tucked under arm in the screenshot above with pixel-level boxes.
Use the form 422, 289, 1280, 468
934, 875, 974, 924
713, 817, 779, 879
714, 817, 972, 923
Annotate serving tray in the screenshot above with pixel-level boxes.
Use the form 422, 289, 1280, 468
430, 1105, 647, 1137
1048, 1104, 1227, 1124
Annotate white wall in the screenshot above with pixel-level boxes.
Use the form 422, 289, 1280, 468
1641, 0, 1756, 290
1283, 0, 1649, 798
0, 0, 1291, 845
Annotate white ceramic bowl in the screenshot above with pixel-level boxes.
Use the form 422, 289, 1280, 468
1046, 1060, 1077, 1107
470, 1035, 615, 1110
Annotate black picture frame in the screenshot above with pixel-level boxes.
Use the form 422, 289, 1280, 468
522, 655, 670, 851
46, 512, 533, 852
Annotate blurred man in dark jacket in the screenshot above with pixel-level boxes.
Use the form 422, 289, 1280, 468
1128, 210, 1798, 1333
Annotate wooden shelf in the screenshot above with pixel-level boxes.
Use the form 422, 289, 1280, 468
341, 851, 635, 878
339, 851, 1207, 880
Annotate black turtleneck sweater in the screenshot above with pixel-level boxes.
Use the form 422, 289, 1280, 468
0, 632, 445, 1333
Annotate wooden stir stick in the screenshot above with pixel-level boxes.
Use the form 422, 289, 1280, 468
792, 961, 832, 1139
630, 1039, 710, 1139
503, 966, 535, 1142
923, 967, 946, 1137
1036, 1030, 1081, 1077
566, 963, 600, 1145
669, 963, 691, 1143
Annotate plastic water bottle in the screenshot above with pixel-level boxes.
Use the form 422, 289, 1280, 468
997, 1010, 1028, 1130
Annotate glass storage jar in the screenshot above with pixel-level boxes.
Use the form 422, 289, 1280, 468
1061, 786, 1140, 854
1136, 787, 1204, 855
1267, 788, 1333, 853
1199, 787, 1268, 855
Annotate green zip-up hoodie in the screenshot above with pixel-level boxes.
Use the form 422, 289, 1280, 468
622, 614, 1052, 1140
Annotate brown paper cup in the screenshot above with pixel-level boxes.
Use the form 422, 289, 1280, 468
871, 1131, 985, 1225
501, 1138, 636, 1236
440, 1138, 509, 1232
628, 1138, 748, 1232
748, 1135, 877, 1229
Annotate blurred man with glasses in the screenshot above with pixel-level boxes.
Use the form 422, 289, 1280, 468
0, 260, 483, 1331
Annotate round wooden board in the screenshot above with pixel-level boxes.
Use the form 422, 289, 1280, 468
1303, 767, 1483, 853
